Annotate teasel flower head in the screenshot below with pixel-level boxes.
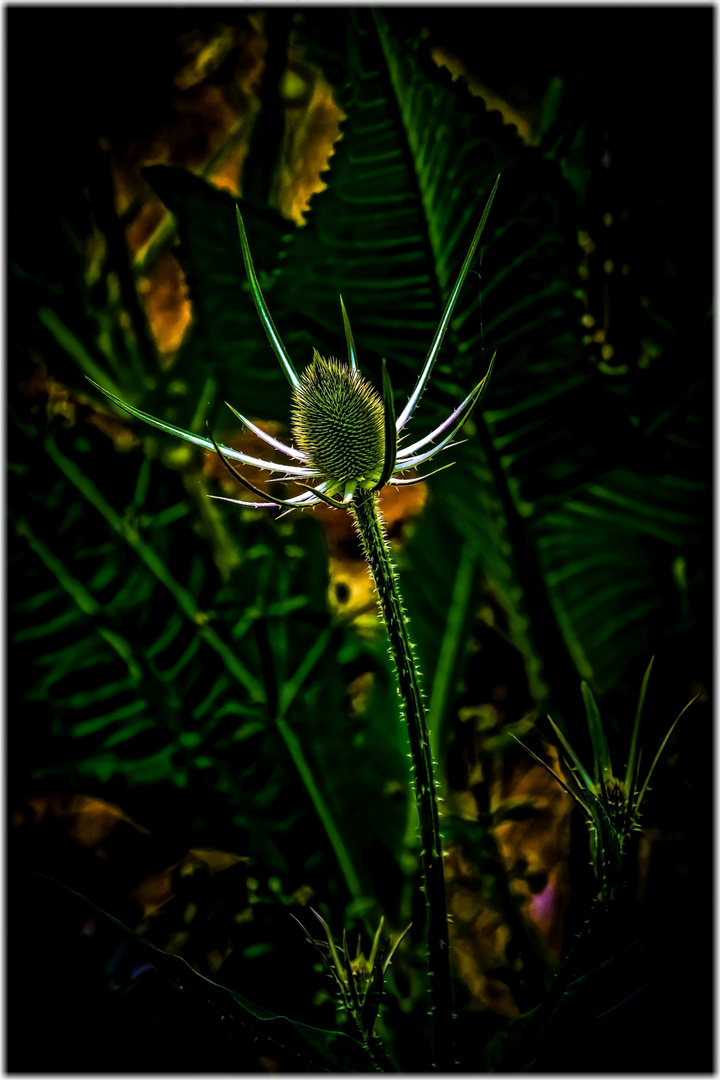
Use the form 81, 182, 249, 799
292, 351, 386, 488
87, 176, 500, 514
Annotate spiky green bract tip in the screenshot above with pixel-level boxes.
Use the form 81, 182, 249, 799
291, 351, 386, 486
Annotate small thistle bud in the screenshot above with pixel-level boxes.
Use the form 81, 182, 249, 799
291, 351, 386, 487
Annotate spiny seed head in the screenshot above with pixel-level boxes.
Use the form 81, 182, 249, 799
291, 351, 386, 485
598, 777, 631, 829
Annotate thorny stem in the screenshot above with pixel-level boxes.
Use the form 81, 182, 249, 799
351, 486, 453, 1071
361, 1031, 397, 1073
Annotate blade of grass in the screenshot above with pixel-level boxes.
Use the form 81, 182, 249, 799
428, 541, 476, 765
13, 515, 142, 684
279, 626, 335, 716
278, 718, 365, 902
45, 435, 264, 701
39, 308, 122, 397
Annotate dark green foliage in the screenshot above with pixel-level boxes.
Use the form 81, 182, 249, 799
10, 412, 411, 895
8, 5, 711, 1073
285, 9, 710, 702
131, 7, 710, 707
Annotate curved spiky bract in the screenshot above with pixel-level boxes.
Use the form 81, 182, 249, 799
208, 491, 319, 510
235, 207, 300, 390
295, 481, 347, 510
390, 461, 455, 486
291, 352, 386, 486
205, 421, 320, 511
224, 401, 308, 461
85, 378, 319, 477
396, 175, 500, 432
370, 359, 397, 493
398, 352, 496, 460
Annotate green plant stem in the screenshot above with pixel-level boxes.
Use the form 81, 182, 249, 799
276, 716, 364, 903
351, 486, 453, 1071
